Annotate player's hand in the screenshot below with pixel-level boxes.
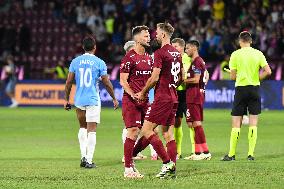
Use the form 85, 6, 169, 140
113, 99, 119, 110
134, 92, 145, 101
64, 101, 72, 111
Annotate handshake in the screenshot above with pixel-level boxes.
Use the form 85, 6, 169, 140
131, 91, 145, 102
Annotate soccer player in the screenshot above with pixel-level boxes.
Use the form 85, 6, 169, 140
222, 31, 271, 161
64, 37, 119, 168
120, 26, 153, 178
171, 38, 192, 159
183, 40, 211, 161
121, 40, 155, 163
134, 22, 183, 178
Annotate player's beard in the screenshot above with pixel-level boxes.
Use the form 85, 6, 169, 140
149, 39, 161, 53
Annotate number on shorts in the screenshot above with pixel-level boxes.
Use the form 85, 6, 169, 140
79, 68, 92, 87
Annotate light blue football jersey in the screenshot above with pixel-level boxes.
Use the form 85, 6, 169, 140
69, 53, 107, 106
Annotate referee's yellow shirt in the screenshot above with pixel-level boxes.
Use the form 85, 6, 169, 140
229, 47, 268, 87
177, 53, 191, 91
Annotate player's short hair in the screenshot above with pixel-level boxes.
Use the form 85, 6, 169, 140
82, 36, 96, 51
239, 31, 252, 43
123, 41, 135, 52
157, 22, 175, 37
187, 40, 200, 50
132, 25, 149, 37
171, 38, 185, 48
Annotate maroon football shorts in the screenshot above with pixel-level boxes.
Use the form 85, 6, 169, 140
145, 100, 178, 126
122, 96, 149, 128
186, 103, 203, 122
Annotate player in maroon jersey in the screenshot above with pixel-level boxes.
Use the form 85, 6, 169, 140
120, 25, 153, 178
134, 22, 183, 179
183, 40, 211, 161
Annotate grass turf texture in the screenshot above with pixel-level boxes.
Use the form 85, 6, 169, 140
0, 107, 283, 189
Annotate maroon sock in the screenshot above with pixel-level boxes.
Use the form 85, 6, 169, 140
166, 140, 177, 163
148, 134, 170, 164
124, 137, 136, 168
194, 125, 209, 153
132, 136, 150, 157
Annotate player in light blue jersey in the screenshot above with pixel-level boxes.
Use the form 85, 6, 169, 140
64, 37, 119, 168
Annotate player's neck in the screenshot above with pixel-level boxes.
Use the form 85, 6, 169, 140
161, 39, 170, 47
134, 44, 145, 55
241, 44, 251, 48
192, 53, 199, 60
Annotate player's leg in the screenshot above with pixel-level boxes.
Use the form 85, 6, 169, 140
174, 116, 183, 158
162, 125, 177, 163
247, 115, 258, 160
76, 108, 87, 167
122, 101, 144, 178
150, 127, 159, 160
121, 128, 127, 162
222, 87, 245, 161
247, 86, 261, 160
85, 106, 100, 168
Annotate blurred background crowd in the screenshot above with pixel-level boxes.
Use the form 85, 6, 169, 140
0, 0, 283, 79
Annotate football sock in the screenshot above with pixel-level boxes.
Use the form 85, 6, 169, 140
148, 134, 170, 164
78, 128, 87, 159
228, 128, 240, 157
189, 127, 195, 154
86, 132, 96, 164
194, 126, 209, 154
166, 140, 177, 163
248, 126, 257, 156
124, 137, 136, 168
133, 136, 150, 157
149, 144, 157, 156
122, 128, 127, 144
174, 126, 183, 156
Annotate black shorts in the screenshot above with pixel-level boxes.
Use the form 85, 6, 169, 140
231, 86, 261, 116
176, 90, 187, 118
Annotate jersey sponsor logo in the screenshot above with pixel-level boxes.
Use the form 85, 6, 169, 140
135, 61, 141, 65
136, 70, 152, 75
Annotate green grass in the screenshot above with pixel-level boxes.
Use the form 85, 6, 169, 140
0, 107, 283, 189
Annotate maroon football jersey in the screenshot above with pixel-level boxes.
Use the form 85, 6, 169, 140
120, 49, 153, 98
186, 56, 206, 104
153, 44, 182, 103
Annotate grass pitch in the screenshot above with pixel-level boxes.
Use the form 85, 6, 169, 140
0, 107, 283, 189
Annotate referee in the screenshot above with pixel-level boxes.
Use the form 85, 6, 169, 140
222, 31, 272, 161
171, 38, 191, 158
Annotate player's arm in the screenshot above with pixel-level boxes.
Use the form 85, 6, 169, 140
259, 53, 272, 80
101, 75, 119, 110
137, 67, 161, 100
176, 67, 184, 87
120, 73, 135, 99
259, 65, 272, 80
64, 72, 75, 110
184, 74, 200, 84
230, 69, 237, 80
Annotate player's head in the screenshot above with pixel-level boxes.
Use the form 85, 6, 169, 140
82, 36, 96, 53
185, 40, 200, 57
132, 25, 150, 47
238, 31, 252, 47
156, 22, 174, 44
123, 40, 135, 53
171, 38, 185, 54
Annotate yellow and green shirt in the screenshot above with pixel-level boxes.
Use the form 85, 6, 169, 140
229, 47, 268, 87
177, 53, 191, 91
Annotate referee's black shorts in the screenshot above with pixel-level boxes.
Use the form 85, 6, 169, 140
176, 90, 187, 118
231, 85, 261, 116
